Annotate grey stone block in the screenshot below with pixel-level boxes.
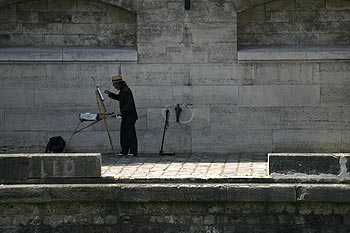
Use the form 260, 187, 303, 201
0, 109, 3, 130
137, 43, 167, 63
192, 44, 209, 63
191, 22, 236, 43
29, 153, 101, 178
319, 10, 350, 22
239, 85, 320, 107
281, 107, 349, 130
72, 12, 107, 24
252, 62, 315, 84
166, 45, 194, 63
268, 153, 341, 175
173, 86, 239, 107
107, 4, 136, 23
0, 5, 16, 22
0, 154, 29, 180
296, 0, 325, 10
226, 184, 296, 202
0, 88, 34, 108
62, 24, 100, 35
211, 106, 280, 130
0, 131, 47, 153
45, 63, 118, 88
297, 184, 350, 203
77, 0, 107, 12
34, 88, 97, 108
190, 64, 250, 86
273, 130, 342, 152
62, 48, 137, 61
17, 0, 47, 11
0, 47, 62, 61
17, 11, 39, 23
207, 0, 236, 22
22, 23, 63, 35
209, 42, 237, 63
0, 63, 46, 87
192, 129, 272, 153
238, 5, 266, 22
346, 156, 350, 172
0, 23, 22, 34
5, 108, 80, 131
132, 86, 173, 108
265, 0, 295, 11
122, 63, 189, 86
38, 12, 72, 24
321, 85, 350, 106
138, 22, 183, 44
326, 0, 350, 10
47, 0, 76, 11
317, 62, 350, 84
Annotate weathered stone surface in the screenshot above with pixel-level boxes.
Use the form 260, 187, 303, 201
269, 153, 341, 175
191, 22, 236, 43
138, 43, 167, 63
0, 109, 4, 130
0, 154, 29, 180
212, 107, 280, 130
133, 86, 173, 108
0, 63, 46, 87
281, 107, 350, 129
17, 0, 46, 11
192, 129, 272, 153
0, 4, 16, 22
321, 85, 350, 106
273, 130, 342, 152
209, 42, 237, 63
122, 64, 189, 86
326, 0, 350, 10
317, 62, 350, 84
77, 0, 107, 12
29, 153, 101, 178
297, 184, 350, 203
173, 86, 239, 107
0, 88, 34, 108
240, 85, 320, 107
0, 131, 47, 153
190, 64, 252, 85
47, 0, 76, 11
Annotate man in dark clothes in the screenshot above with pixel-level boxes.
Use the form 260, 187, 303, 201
104, 75, 138, 157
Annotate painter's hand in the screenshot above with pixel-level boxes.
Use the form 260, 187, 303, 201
104, 90, 111, 95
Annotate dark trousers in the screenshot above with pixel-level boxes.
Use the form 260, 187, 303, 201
120, 120, 138, 155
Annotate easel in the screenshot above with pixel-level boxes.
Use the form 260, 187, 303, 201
64, 77, 116, 156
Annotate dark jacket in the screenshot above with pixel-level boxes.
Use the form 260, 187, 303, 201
108, 83, 138, 123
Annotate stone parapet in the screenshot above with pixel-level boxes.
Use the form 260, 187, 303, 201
0, 153, 102, 181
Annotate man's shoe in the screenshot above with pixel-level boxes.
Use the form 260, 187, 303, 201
116, 153, 127, 157
127, 153, 137, 157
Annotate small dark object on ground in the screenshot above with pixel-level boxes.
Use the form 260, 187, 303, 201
45, 136, 66, 153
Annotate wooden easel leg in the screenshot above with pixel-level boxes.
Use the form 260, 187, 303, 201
103, 118, 116, 156
64, 121, 82, 152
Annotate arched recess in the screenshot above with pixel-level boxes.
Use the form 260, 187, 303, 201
235, 0, 350, 60
0, 0, 137, 48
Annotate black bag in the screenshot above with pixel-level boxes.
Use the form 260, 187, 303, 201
45, 136, 66, 153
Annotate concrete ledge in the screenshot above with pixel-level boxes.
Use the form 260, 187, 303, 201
238, 45, 350, 61
0, 183, 349, 203
269, 153, 350, 179
0, 153, 102, 180
0, 47, 137, 62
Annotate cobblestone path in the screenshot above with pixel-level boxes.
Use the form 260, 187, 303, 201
101, 154, 268, 180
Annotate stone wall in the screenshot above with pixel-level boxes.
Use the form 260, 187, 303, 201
238, 0, 350, 46
0, 0, 136, 47
0, 0, 349, 154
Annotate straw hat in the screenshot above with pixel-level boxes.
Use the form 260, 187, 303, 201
112, 75, 123, 83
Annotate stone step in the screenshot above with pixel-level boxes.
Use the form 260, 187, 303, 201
268, 153, 350, 178
0, 153, 101, 180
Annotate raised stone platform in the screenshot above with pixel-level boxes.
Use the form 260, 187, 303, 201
269, 153, 350, 180
0, 153, 102, 182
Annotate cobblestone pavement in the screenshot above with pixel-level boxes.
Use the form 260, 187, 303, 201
101, 154, 268, 180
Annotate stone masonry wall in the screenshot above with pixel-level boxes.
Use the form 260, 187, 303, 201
0, 0, 136, 47
238, 0, 350, 46
0, 0, 349, 154
1, 201, 350, 232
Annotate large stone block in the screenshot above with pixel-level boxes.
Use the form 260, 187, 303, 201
0, 23, 22, 34
326, 0, 350, 10
321, 85, 350, 106
207, 0, 236, 22
5, 108, 82, 131
0, 131, 47, 153
45, 63, 118, 88
191, 22, 236, 43
17, 0, 46, 11
317, 62, 350, 84
72, 12, 107, 23
122, 63, 189, 86
269, 153, 341, 175
252, 63, 315, 84
192, 129, 272, 153
0, 63, 46, 87
281, 107, 349, 129
138, 22, 183, 44
190, 64, 251, 86
47, 0, 76, 11
22, 23, 63, 35
239, 85, 320, 107
29, 153, 101, 178
273, 130, 342, 152
17, 11, 39, 23
296, 0, 325, 10
34, 88, 97, 108
211, 106, 280, 130
107, 4, 136, 23
209, 42, 237, 63
77, 0, 107, 12
0, 154, 29, 180
173, 86, 239, 107
62, 24, 100, 35
0, 5, 16, 22
0, 88, 34, 108
132, 86, 174, 108
38, 11, 72, 24
137, 43, 167, 64
319, 10, 350, 22
166, 45, 194, 64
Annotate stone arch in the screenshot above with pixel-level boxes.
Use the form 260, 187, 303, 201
0, 0, 141, 13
